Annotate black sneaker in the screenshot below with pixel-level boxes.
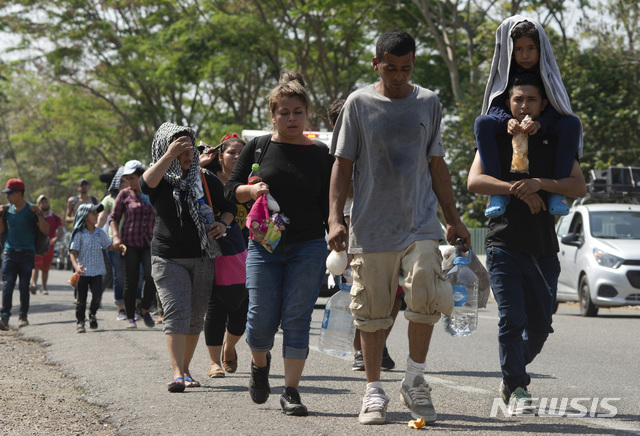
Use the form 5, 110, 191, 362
280, 387, 308, 416
0, 314, 9, 331
249, 351, 271, 404
89, 314, 98, 329
142, 312, 155, 328
352, 350, 365, 371
18, 313, 29, 328
381, 346, 395, 370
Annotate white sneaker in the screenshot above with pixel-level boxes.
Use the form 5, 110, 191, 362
400, 376, 437, 422
358, 386, 389, 425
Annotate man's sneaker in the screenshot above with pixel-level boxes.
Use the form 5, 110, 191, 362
400, 376, 437, 422
18, 313, 29, 328
89, 314, 98, 329
29, 284, 37, 295
116, 309, 127, 321
41, 288, 49, 295
126, 319, 137, 329
76, 322, 86, 333
280, 387, 308, 416
508, 387, 536, 416
134, 309, 141, 320
499, 381, 511, 405
249, 352, 271, 404
142, 312, 155, 328
381, 346, 395, 371
352, 350, 365, 371
0, 314, 9, 331
358, 385, 389, 425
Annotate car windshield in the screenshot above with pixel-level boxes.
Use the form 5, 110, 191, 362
590, 211, 640, 239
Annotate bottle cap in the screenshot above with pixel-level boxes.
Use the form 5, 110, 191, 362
251, 163, 260, 171
453, 248, 472, 266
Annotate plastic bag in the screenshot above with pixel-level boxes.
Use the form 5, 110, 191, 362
511, 115, 531, 174
245, 194, 282, 253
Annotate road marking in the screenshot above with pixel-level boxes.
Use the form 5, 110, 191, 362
424, 375, 494, 395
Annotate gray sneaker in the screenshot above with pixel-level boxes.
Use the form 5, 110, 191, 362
508, 387, 536, 416
76, 322, 86, 333
400, 376, 437, 422
358, 386, 389, 425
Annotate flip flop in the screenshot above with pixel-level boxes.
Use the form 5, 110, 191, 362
167, 377, 186, 393
222, 340, 238, 373
184, 375, 201, 387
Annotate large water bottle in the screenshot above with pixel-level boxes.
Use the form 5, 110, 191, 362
442, 249, 479, 337
319, 270, 356, 357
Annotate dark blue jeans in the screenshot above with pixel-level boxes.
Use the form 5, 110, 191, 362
245, 238, 327, 359
1, 250, 35, 317
485, 246, 559, 391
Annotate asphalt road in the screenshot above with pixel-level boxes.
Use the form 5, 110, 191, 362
8, 268, 640, 435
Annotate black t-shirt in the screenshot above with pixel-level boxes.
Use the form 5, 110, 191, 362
225, 135, 333, 245
140, 172, 237, 258
485, 132, 559, 255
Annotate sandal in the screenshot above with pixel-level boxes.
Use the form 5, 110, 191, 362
167, 377, 185, 393
208, 365, 225, 378
221, 341, 238, 373
184, 375, 201, 387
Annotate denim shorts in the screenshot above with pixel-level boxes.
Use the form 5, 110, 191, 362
245, 237, 327, 359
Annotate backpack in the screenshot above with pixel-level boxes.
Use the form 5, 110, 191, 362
71, 195, 98, 210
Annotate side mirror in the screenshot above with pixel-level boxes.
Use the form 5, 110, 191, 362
561, 233, 583, 248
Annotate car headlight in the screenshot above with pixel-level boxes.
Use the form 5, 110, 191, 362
593, 248, 623, 269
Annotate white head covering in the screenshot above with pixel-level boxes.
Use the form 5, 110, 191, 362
481, 15, 583, 157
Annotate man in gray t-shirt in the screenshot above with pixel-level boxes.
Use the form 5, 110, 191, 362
328, 30, 470, 426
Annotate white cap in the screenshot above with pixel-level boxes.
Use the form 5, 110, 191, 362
122, 160, 144, 175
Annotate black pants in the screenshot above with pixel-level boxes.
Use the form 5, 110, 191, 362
123, 245, 156, 320
204, 290, 249, 346
76, 275, 103, 323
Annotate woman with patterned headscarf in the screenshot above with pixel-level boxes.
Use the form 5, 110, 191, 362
140, 122, 237, 392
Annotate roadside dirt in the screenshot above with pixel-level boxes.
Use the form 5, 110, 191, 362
0, 329, 117, 436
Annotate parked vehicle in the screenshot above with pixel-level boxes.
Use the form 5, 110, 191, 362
556, 167, 640, 316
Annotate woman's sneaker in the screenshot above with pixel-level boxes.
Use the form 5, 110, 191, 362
142, 312, 155, 328
126, 319, 137, 329
249, 352, 271, 404
280, 387, 308, 416
116, 309, 127, 321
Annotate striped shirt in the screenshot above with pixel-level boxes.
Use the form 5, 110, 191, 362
69, 227, 111, 276
109, 188, 154, 248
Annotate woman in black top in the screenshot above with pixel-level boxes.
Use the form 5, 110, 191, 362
141, 122, 236, 392
225, 71, 333, 416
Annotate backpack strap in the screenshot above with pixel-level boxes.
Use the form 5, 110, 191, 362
253, 134, 272, 165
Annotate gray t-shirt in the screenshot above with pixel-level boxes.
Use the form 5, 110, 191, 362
330, 84, 445, 254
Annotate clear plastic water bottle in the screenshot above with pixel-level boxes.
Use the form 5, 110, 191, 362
319, 270, 356, 357
443, 249, 479, 337
198, 199, 215, 226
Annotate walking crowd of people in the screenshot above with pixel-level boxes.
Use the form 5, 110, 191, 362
0, 19, 586, 425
